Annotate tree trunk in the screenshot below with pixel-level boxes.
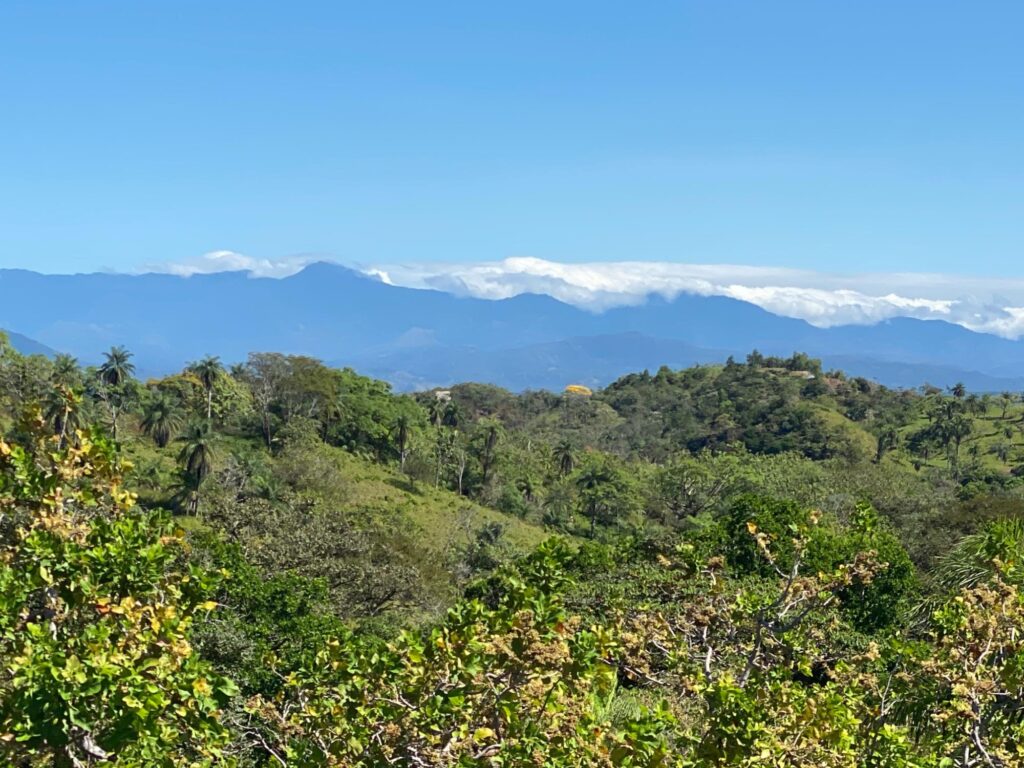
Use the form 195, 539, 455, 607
262, 410, 272, 448
57, 407, 68, 450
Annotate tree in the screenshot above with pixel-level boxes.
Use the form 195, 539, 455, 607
50, 353, 81, 389
393, 412, 414, 472
42, 385, 83, 450
98, 345, 135, 388
942, 413, 973, 477
874, 425, 900, 464
189, 355, 223, 421
998, 391, 1015, 419
553, 439, 576, 477
140, 390, 186, 448
921, 397, 974, 478
240, 352, 290, 447
473, 418, 503, 489
428, 397, 446, 428
575, 458, 616, 538
992, 441, 1013, 464
96, 346, 136, 441
178, 422, 216, 516
652, 451, 741, 521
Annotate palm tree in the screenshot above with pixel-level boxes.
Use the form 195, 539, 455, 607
43, 386, 83, 449
99, 346, 135, 388
393, 412, 414, 471
97, 346, 135, 441
515, 476, 536, 503
576, 462, 614, 538
320, 392, 345, 440
553, 439, 576, 477
873, 426, 899, 464
178, 422, 215, 516
188, 356, 223, 421
140, 392, 185, 448
428, 398, 446, 428
50, 354, 81, 389
477, 419, 501, 487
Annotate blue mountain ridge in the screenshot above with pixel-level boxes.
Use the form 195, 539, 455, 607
1, 263, 1021, 391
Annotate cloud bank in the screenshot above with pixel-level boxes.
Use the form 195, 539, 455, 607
142, 250, 317, 278
366, 257, 1024, 339
146, 252, 1024, 340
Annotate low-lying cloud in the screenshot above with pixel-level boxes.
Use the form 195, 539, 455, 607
147, 253, 1024, 340
142, 250, 317, 279
366, 257, 1024, 339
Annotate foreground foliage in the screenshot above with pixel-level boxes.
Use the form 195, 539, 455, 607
0, 421, 234, 766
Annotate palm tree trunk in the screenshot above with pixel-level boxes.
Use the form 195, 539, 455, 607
206, 388, 213, 421
57, 407, 69, 451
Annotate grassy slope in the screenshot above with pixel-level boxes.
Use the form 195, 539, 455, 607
315, 445, 549, 553
122, 431, 548, 557
893, 402, 1024, 474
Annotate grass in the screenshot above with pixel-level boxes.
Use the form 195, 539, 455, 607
121, 425, 549, 556
304, 444, 550, 554
891, 402, 1024, 475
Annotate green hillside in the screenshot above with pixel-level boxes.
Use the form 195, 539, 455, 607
8, 343, 1024, 766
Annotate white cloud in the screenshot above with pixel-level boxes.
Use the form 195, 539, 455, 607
141, 250, 316, 278
145, 252, 1024, 340
362, 257, 1024, 339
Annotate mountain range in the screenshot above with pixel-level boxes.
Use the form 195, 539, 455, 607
2, 263, 1022, 392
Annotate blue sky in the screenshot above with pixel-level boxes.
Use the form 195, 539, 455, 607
1, 1, 1023, 276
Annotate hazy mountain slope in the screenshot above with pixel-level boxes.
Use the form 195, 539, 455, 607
349, 333, 731, 391
2, 329, 57, 357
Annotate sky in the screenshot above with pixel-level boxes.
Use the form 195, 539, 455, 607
2, 1, 1024, 280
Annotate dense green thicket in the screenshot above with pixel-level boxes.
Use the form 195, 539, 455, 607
6, 335, 1024, 765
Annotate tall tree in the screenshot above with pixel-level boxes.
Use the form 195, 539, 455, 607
178, 422, 215, 516
575, 461, 614, 539
97, 346, 135, 440
189, 355, 223, 421
553, 439, 576, 477
475, 418, 502, 489
393, 412, 414, 472
240, 353, 290, 448
43, 385, 83, 450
